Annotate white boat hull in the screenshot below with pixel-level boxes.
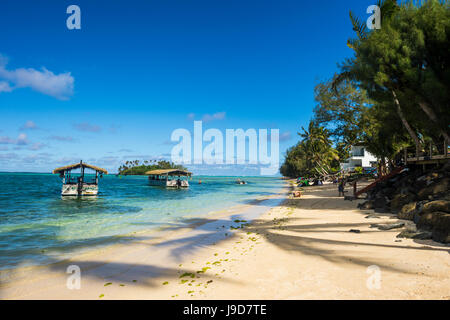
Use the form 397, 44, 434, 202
61, 184, 98, 196
148, 179, 189, 188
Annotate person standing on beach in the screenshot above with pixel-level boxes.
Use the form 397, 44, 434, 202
338, 178, 345, 197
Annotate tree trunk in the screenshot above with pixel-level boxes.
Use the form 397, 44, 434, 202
378, 158, 386, 177
392, 90, 421, 157
418, 101, 450, 143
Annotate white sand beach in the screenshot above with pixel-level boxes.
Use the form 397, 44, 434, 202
1, 183, 449, 300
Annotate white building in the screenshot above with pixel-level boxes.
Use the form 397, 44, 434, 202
340, 145, 378, 171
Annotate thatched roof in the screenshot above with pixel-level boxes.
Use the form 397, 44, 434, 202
145, 169, 192, 176
53, 163, 108, 174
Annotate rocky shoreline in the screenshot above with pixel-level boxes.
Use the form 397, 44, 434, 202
358, 161, 450, 244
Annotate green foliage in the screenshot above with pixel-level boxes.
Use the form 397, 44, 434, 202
313, 77, 371, 156
281, 0, 449, 177
343, 0, 450, 145
280, 121, 339, 178
118, 160, 187, 175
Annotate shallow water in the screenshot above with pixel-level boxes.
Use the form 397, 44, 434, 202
0, 173, 285, 270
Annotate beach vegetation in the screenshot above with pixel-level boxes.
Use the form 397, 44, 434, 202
117, 160, 187, 175
180, 272, 196, 278
281, 0, 449, 178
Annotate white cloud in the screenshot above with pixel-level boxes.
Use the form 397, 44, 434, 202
16, 133, 28, 145
0, 54, 74, 100
0, 153, 18, 161
28, 142, 46, 151
187, 112, 227, 122
48, 135, 75, 142
0, 133, 29, 145
202, 112, 226, 122
20, 120, 38, 130
0, 81, 12, 92
73, 122, 101, 133
0, 136, 15, 144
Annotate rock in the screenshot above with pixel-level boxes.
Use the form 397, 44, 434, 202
370, 222, 405, 231
365, 214, 380, 219
422, 200, 450, 214
383, 187, 397, 199
431, 213, 450, 243
358, 201, 374, 210
398, 202, 417, 220
418, 178, 449, 200
391, 194, 416, 212
349, 229, 361, 233
373, 196, 388, 209
432, 229, 450, 243
416, 211, 446, 230
397, 230, 433, 240
414, 232, 433, 240
374, 207, 391, 213
404, 223, 417, 233
396, 230, 415, 238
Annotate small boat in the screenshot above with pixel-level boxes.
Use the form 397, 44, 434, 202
146, 169, 192, 188
52, 161, 108, 196
236, 178, 247, 185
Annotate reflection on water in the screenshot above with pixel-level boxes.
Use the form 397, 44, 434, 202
0, 173, 284, 270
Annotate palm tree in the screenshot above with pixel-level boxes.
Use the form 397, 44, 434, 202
299, 121, 339, 176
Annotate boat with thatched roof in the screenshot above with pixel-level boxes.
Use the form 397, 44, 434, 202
53, 160, 108, 196
146, 169, 192, 188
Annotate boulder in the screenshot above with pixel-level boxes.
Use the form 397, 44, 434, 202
374, 207, 391, 213
416, 211, 446, 230
383, 187, 397, 199
433, 213, 450, 231
396, 230, 432, 240
370, 222, 405, 231
358, 201, 374, 210
390, 194, 416, 212
431, 213, 450, 243
418, 178, 449, 200
373, 196, 388, 209
414, 232, 434, 240
398, 202, 417, 220
432, 229, 450, 243
422, 200, 450, 214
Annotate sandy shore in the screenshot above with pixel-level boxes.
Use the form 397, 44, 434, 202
1, 183, 449, 300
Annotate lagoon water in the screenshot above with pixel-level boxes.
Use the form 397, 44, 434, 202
0, 173, 285, 270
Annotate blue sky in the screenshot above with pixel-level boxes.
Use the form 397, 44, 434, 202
0, 0, 375, 175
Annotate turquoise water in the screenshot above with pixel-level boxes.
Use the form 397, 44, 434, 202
0, 173, 285, 270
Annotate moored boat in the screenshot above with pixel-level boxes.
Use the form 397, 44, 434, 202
146, 169, 191, 188
52, 161, 108, 196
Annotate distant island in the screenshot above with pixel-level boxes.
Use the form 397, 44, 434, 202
117, 160, 187, 176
